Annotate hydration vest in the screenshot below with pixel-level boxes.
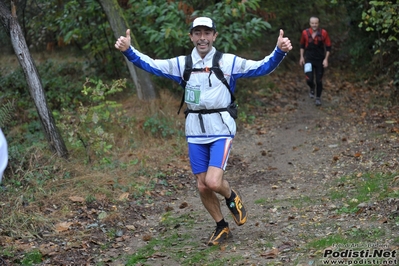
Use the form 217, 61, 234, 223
306, 28, 323, 46
178, 50, 236, 114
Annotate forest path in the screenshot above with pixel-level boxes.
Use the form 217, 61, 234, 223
102, 68, 398, 265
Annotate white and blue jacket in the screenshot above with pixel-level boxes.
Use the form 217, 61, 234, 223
122, 45, 287, 144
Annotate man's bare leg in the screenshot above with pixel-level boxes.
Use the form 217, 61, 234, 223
196, 166, 231, 222
196, 166, 234, 245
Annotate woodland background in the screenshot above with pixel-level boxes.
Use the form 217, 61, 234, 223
1, 0, 398, 152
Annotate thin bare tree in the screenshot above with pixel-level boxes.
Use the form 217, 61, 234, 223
0, 0, 68, 158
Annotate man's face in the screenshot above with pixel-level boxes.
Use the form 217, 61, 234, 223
309, 17, 319, 31
190, 26, 217, 58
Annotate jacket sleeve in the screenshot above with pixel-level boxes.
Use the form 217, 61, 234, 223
121, 46, 183, 84
230, 46, 287, 79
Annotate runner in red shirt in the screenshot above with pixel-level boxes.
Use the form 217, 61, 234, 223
299, 16, 331, 106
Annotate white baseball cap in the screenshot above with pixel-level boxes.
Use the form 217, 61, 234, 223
190, 17, 216, 32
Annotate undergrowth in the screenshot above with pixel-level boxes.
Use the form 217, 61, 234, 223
0, 68, 187, 246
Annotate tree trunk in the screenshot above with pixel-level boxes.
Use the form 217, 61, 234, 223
97, 0, 158, 101
0, 0, 68, 159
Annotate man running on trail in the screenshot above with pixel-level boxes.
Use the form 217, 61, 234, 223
299, 16, 331, 106
115, 17, 292, 246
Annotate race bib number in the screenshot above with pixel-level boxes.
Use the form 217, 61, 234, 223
185, 85, 201, 105
304, 63, 312, 73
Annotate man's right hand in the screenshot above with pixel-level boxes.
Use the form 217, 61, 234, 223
115, 29, 131, 52
299, 57, 305, 66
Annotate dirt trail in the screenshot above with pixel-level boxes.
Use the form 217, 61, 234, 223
98, 71, 399, 265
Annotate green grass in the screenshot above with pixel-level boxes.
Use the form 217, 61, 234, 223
329, 172, 397, 214
307, 234, 351, 249
251, 172, 399, 265
307, 227, 386, 250
293, 172, 398, 265
254, 198, 267, 205
303, 228, 390, 266
20, 250, 43, 266
125, 212, 242, 265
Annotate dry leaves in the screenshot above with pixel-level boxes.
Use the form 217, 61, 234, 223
69, 196, 84, 203
179, 202, 188, 209
54, 222, 74, 233
125, 225, 136, 231
118, 192, 129, 201
260, 248, 279, 259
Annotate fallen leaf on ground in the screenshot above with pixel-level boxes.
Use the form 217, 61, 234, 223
69, 196, 85, 202
261, 248, 279, 259
118, 192, 129, 200
179, 202, 188, 209
39, 243, 59, 255
142, 234, 152, 241
54, 222, 73, 233
126, 225, 136, 230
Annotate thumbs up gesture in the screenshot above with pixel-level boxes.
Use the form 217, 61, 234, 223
115, 29, 131, 52
277, 29, 292, 52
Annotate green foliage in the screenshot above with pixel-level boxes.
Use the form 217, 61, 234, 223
0, 59, 92, 112
237, 108, 256, 124
20, 249, 43, 265
39, 60, 89, 110
143, 115, 184, 138
259, 0, 345, 36
4, 0, 396, 80
27, 0, 122, 77
359, 1, 399, 55
194, 1, 271, 53
339, 0, 399, 74
127, 1, 189, 57
0, 100, 15, 128
58, 78, 126, 164
334, 0, 376, 68
0, 66, 28, 100
126, 0, 271, 57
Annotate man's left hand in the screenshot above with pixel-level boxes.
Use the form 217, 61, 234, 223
277, 29, 292, 52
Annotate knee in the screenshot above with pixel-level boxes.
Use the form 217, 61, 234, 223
196, 175, 212, 194
196, 178, 221, 193
197, 181, 210, 194
203, 178, 223, 192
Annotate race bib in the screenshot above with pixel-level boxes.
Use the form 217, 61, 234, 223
304, 63, 312, 73
185, 84, 201, 105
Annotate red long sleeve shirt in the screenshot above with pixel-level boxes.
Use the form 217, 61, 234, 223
300, 28, 331, 61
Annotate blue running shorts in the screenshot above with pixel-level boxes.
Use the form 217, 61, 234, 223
188, 138, 233, 175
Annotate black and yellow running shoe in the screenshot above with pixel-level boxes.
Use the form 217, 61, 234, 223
207, 225, 232, 246
226, 189, 247, 226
